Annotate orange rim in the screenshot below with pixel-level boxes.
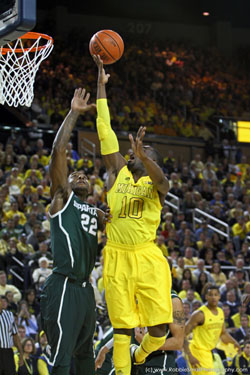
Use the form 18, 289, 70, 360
0, 32, 54, 54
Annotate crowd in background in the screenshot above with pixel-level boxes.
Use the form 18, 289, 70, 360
26, 33, 250, 143
0, 32, 250, 373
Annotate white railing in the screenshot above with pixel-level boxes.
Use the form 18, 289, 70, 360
165, 192, 180, 211
192, 208, 230, 239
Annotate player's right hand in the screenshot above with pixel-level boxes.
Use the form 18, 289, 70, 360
92, 55, 110, 85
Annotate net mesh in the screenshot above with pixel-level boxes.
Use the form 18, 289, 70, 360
0, 34, 53, 107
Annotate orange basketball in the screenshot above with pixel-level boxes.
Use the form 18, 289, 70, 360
89, 30, 124, 65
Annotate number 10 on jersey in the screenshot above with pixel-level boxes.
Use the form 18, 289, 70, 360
118, 197, 144, 219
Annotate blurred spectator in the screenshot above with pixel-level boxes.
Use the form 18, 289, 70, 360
3, 201, 27, 226
224, 290, 240, 316
156, 234, 168, 257
18, 325, 27, 340
183, 301, 191, 322
66, 141, 80, 162
231, 305, 250, 329
220, 279, 242, 303
222, 303, 236, 334
0, 270, 21, 303
211, 262, 227, 287
195, 219, 214, 241
192, 258, 214, 283
5, 290, 18, 314
180, 268, 196, 288
183, 247, 198, 270
182, 288, 201, 312
175, 256, 185, 281
195, 271, 209, 298
24, 289, 40, 317
178, 279, 202, 301
17, 300, 38, 339
232, 216, 250, 252
35, 330, 48, 358
32, 257, 52, 292
17, 233, 35, 256
231, 340, 250, 373
14, 337, 38, 374
28, 241, 52, 270
27, 221, 43, 251
232, 315, 250, 344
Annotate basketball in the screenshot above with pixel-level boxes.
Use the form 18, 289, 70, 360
89, 30, 124, 65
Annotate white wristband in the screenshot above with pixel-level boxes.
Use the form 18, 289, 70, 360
105, 338, 114, 350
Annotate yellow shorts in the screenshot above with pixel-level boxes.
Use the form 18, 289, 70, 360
188, 344, 215, 375
103, 240, 172, 329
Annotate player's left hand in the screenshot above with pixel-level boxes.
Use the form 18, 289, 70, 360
129, 126, 148, 161
71, 88, 96, 114
103, 207, 112, 223
95, 346, 107, 370
234, 341, 241, 353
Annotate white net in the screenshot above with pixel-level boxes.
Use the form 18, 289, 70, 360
0, 34, 53, 107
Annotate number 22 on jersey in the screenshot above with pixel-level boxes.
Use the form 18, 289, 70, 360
81, 214, 97, 235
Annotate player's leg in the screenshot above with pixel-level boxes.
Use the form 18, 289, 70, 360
113, 328, 132, 375
133, 324, 166, 365
134, 244, 172, 364
40, 274, 81, 375
73, 284, 96, 375
102, 244, 139, 375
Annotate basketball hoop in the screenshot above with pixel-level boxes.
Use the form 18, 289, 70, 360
0, 32, 54, 107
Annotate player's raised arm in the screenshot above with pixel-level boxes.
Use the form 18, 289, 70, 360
129, 127, 169, 201
93, 55, 126, 190
49, 89, 96, 199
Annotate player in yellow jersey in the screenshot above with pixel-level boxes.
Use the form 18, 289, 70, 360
93, 54, 173, 375
184, 285, 240, 375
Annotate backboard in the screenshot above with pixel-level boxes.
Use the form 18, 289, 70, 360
0, 0, 36, 46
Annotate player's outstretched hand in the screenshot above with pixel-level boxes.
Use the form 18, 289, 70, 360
129, 126, 148, 161
92, 55, 110, 85
71, 88, 96, 114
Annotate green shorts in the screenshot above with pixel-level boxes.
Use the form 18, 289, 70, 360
40, 273, 96, 373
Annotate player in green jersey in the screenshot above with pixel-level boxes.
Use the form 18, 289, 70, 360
40, 88, 110, 375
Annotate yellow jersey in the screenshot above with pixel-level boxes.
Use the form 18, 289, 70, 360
191, 305, 224, 350
106, 165, 162, 245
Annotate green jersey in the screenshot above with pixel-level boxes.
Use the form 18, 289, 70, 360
50, 192, 98, 280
